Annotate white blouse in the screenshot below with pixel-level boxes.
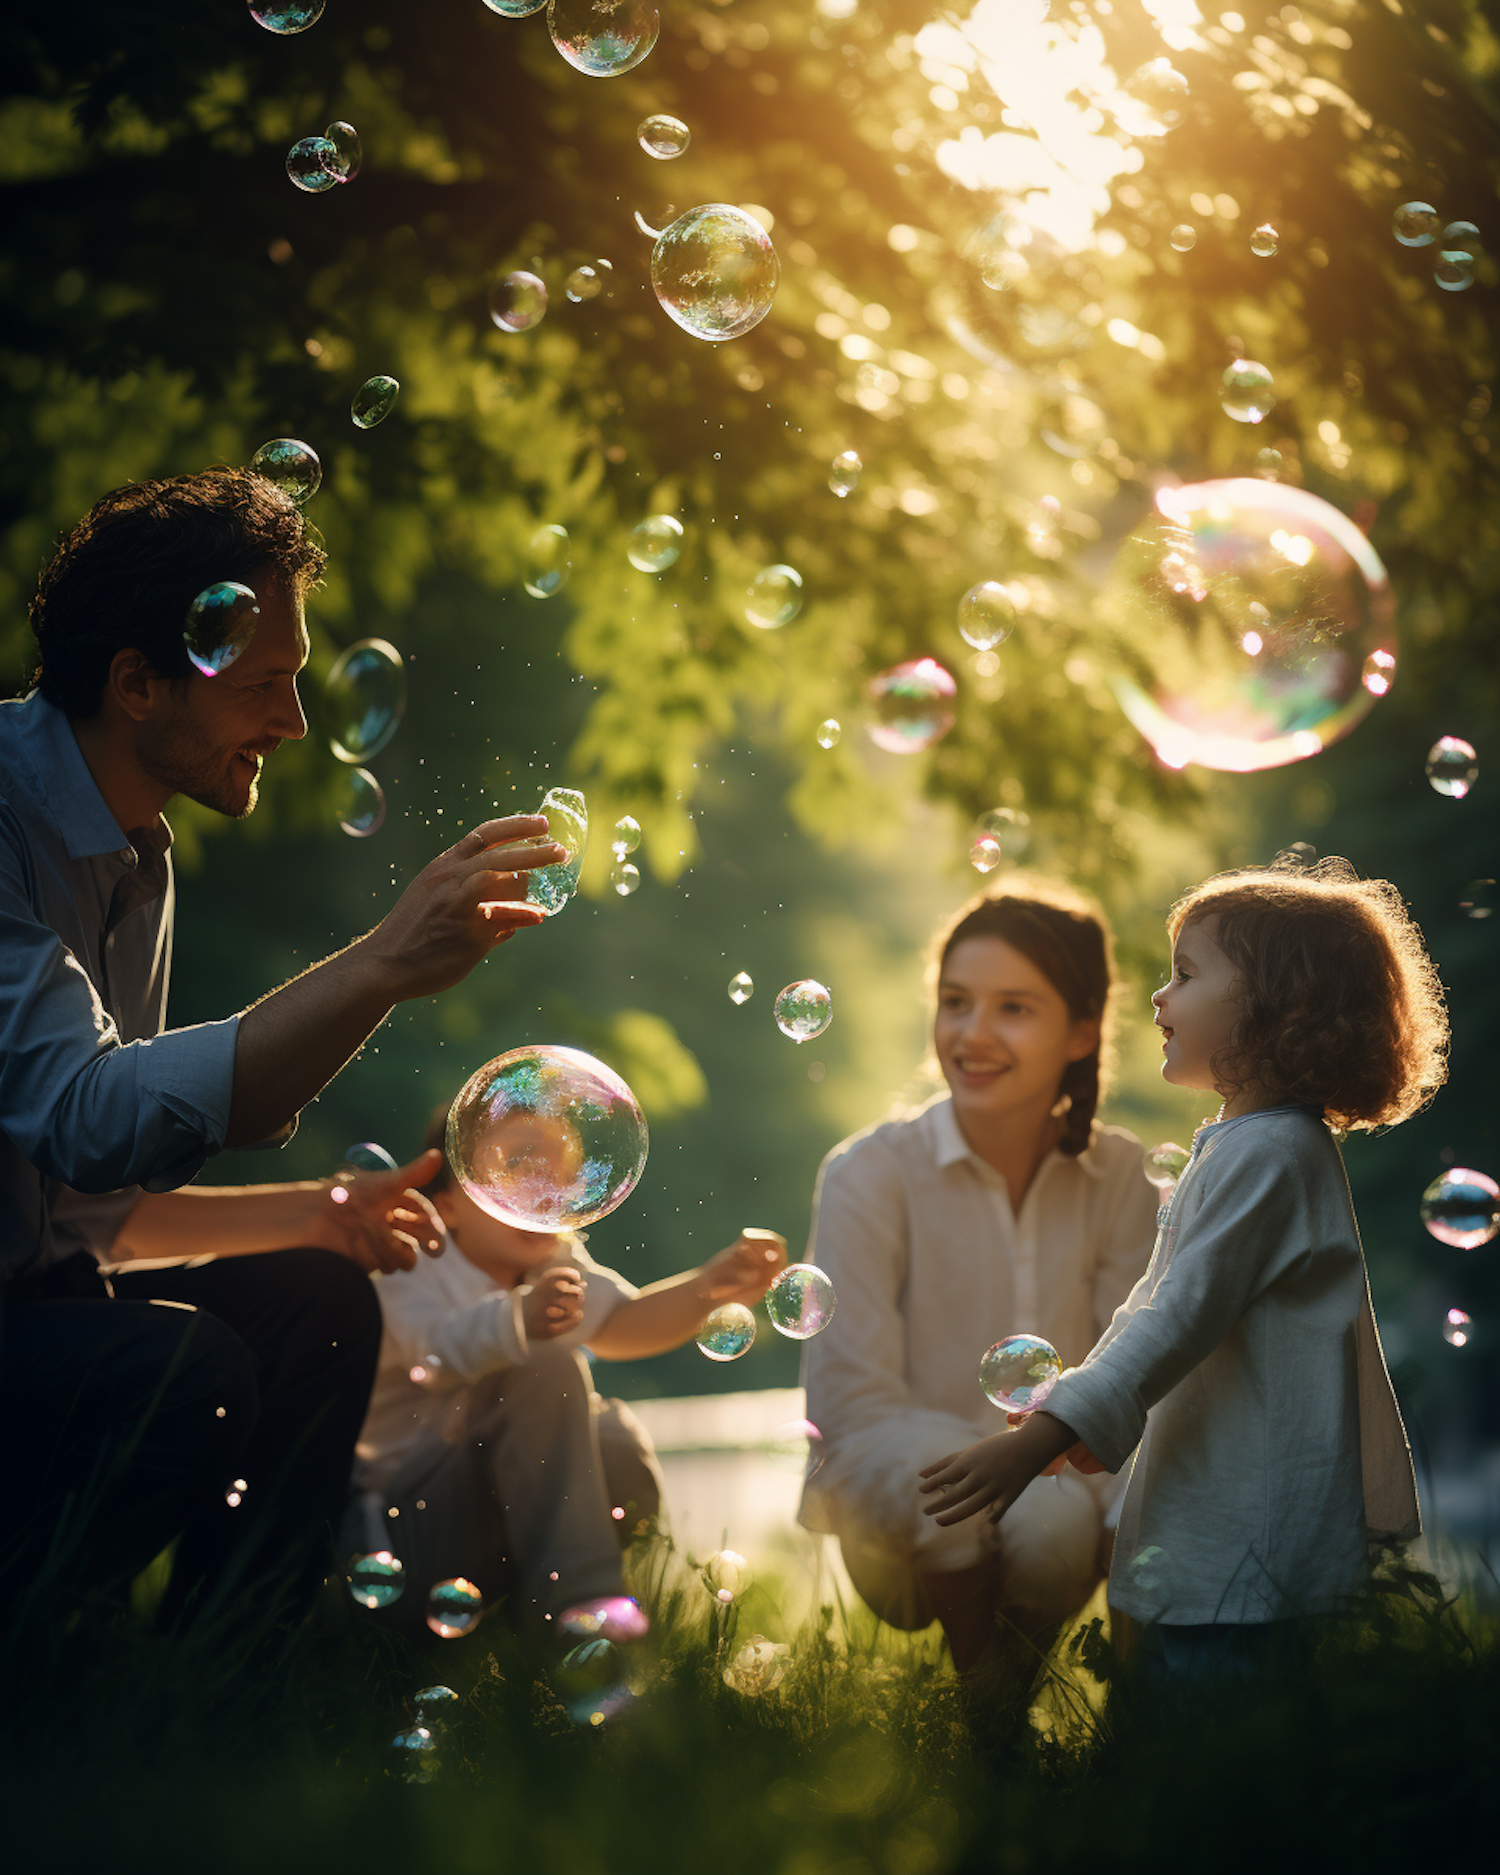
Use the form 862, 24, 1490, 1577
798, 1094, 1160, 1549
1043, 1106, 1420, 1625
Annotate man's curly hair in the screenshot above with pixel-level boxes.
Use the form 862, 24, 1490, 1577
27, 466, 326, 716
1168, 858, 1449, 1131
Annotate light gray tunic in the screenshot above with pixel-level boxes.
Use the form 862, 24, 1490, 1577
1043, 1106, 1420, 1625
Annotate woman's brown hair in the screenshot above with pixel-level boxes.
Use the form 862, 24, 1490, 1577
1167, 859, 1449, 1130
929, 878, 1118, 1156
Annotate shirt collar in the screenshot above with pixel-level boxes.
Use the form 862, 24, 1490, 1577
8, 691, 172, 864
928, 1092, 1105, 1179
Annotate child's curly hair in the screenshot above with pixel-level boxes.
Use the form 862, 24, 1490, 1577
1168, 858, 1449, 1131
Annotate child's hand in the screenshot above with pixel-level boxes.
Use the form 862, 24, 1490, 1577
1002, 1412, 1103, 1477
522, 1266, 586, 1341
699, 1227, 788, 1304
918, 1412, 1077, 1526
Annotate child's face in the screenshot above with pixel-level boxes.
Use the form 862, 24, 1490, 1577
430, 1182, 567, 1287
1152, 917, 1244, 1095
935, 935, 1099, 1129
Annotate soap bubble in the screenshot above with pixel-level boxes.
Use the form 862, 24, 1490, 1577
1420, 1168, 1500, 1249
1256, 447, 1284, 480
723, 1635, 791, 1694
490, 271, 548, 332
867, 658, 957, 754
250, 0, 325, 30
565, 264, 602, 302
286, 136, 339, 192
746, 564, 802, 629
1435, 249, 1476, 292
1170, 224, 1197, 252
548, 0, 659, 76
1125, 58, 1189, 132
525, 523, 571, 598
1459, 879, 1495, 920
816, 718, 841, 749
333, 766, 386, 838
556, 1638, 631, 1725
1145, 1142, 1190, 1190
652, 204, 779, 341
251, 437, 322, 504
829, 449, 862, 497
325, 638, 406, 763
774, 979, 832, 1043
703, 1548, 751, 1602
184, 582, 260, 677
970, 836, 1001, 874
1443, 1307, 1472, 1348
523, 785, 587, 915
1426, 736, 1478, 798
560, 1595, 649, 1643
978, 806, 1031, 857
728, 971, 754, 1004
611, 861, 640, 896
611, 815, 641, 855
958, 581, 1015, 651
324, 121, 361, 181
340, 1141, 399, 1175
1221, 359, 1276, 424
638, 113, 689, 158
351, 375, 399, 428
347, 1551, 405, 1609
426, 1577, 484, 1639
767, 1417, 824, 1477
1105, 479, 1397, 773
697, 1303, 756, 1361
413, 1686, 460, 1726
483, 0, 546, 13
1250, 223, 1279, 258
634, 207, 674, 239
1444, 220, 1482, 249
447, 1044, 648, 1231
765, 1263, 837, 1340
1393, 201, 1441, 247
628, 515, 683, 571
979, 1333, 1063, 1413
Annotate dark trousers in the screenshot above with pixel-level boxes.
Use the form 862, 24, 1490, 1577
1, 1248, 381, 1628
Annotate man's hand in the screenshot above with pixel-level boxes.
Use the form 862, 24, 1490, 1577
698, 1228, 788, 1304
316, 1148, 446, 1276
918, 1411, 1079, 1527
356, 815, 567, 1004
523, 1266, 586, 1341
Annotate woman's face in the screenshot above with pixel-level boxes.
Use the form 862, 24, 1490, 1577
934, 935, 1099, 1129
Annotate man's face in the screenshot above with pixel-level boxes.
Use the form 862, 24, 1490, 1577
137, 570, 309, 818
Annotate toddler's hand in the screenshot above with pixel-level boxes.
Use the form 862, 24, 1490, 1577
523, 1266, 586, 1341
919, 1412, 1077, 1526
700, 1227, 788, 1303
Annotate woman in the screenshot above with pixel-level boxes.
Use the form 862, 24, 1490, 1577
798, 882, 1160, 1687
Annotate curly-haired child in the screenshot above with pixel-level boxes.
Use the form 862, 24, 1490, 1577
918, 859, 1447, 1690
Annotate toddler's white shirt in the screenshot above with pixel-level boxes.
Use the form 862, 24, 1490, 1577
354, 1230, 638, 1493
1042, 1106, 1420, 1625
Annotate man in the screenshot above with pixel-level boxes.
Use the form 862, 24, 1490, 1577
0, 466, 564, 1627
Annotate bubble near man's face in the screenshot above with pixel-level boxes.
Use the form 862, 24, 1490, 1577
333, 766, 386, 838
324, 638, 407, 764
251, 438, 322, 504
184, 582, 260, 677
1105, 479, 1397, 773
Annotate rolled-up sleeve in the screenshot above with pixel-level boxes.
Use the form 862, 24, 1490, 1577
0, 842, 239, 1194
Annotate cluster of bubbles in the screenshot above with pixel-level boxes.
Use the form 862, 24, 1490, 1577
610, 814, 641, 896
446, 1043, 649, 1232
694, 1262, 836, 1363
1425, 736, 1478, 799
1106, 479, 1397, 773
287, 121, 361, 194
774, 979, 833, 1042
978, 1333, 1064, 1414
746, 563, 803, 629
1420, 1168, 1500, 1249
1393, 202, 1482, 292
867, 658, 957, 755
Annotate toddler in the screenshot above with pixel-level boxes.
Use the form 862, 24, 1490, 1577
918, 860, 1446, 1684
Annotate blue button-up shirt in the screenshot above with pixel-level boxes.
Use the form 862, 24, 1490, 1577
0, 690, 241, 1276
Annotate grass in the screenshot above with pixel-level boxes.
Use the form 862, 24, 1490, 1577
5, 1534, 1496, 1875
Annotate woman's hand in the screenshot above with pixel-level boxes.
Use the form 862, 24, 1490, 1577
918, 1411, 1079, 1526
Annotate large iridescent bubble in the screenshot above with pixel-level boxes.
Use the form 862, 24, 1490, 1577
324, 638, 407, 764
548, 0, 659, 76
1105, 479, 1397, 773
447, 1044, 648, 1231
651, 205, 779, 342
1420, 1168, 1500, 1249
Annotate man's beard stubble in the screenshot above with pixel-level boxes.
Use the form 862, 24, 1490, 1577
137, 715, 258, 819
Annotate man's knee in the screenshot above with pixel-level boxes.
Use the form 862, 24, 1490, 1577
107, 1302, 258, 1479
275, 1248, 382, 1359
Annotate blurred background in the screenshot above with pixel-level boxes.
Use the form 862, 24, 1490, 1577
1, 0, 1497, 1562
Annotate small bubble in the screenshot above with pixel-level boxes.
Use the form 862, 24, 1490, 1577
652, 204, 779, 342
970, 835, 1001, 874
610, 860, 640, 896
957, 581, 1015, 651
250, 438, 322, 504
728, 970, 754, 1004
525, 524, 571, 598
816, 718, 841, 749
1125, 57, 1189, 132
352, 375, 400, 428
481, 0, 547, 14
490, 271, 548, 332
286, 136, 340, 193
774, 979, 832, 1042
1393, 201, 1441, 247
1434, 249, 1476, 292
638, 113, 689, 159
325, 639, 406, 763
323, 121, 361, 182
426, 1576, 484, 1639
1420, 1168, 1500, 1248
703, 1549, 752, 1601
1249, 223, 1278, 258
1443, 1307, 1472, 1348
745, 564, 803, 629
1221, 358, 1275, 424
979, 1333, 1062, 1412
1169, 223, 1197, 252
1425, 736, 1478, 799
764, 1263, 836, 1339
549, 0, 660, 76
347, 1551, 405, 1610
978, 806, 1031, 856
1145, 1142, 1190, 1190
696, 1303, 756, 1361
333, 766, 386, 839
828, 449, 862, 497
867, 659, 956, 753
611, 815, 641, 854
627, 514, 683, 571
